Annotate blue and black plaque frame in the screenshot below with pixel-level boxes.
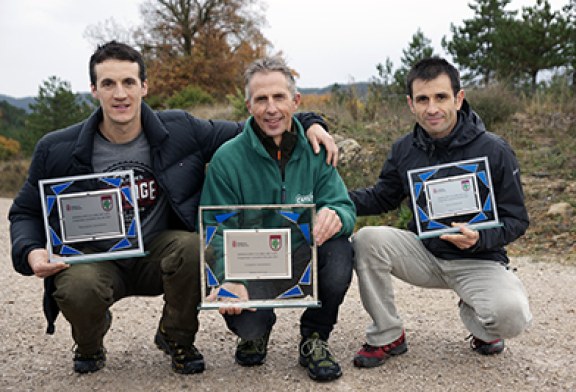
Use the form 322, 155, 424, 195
198, 204, 319, 310
408, 157, 501, 239
39, 170, 145, 263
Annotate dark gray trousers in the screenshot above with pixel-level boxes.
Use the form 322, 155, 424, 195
53, 230, 201, 354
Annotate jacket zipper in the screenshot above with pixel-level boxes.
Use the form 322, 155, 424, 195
277, 150, 286, 203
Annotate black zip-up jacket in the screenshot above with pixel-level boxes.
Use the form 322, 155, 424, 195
350, 100, 529, 263
8, 102, 326, 333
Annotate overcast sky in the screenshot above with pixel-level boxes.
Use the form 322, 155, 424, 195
0, 0, 569, 98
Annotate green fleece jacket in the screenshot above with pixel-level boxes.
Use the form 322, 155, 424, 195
200, 117, 356, 281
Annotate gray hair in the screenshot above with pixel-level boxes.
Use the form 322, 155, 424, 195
244, 56, 297, 101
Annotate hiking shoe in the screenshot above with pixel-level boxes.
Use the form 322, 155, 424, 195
353, 330, 408, 368
155, 328, 205, 374
72, 309, 112, 374
73, 347, 106, 373
299, 332, 342, 382
235, 330, 271, 366
469, 335, 505, 355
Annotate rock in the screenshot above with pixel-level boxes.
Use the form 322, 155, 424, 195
546, 202, 573, 217
337, 139, 362, 165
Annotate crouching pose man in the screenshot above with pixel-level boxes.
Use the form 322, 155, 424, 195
200, 56, 356, 381
350, 57, 532, 368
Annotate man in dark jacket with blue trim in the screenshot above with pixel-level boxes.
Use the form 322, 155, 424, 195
8, 41, 335, 375
351, 57, 532, 368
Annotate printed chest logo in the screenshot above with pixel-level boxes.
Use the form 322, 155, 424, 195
105, 161, 162, 221
295, 193, 314, 204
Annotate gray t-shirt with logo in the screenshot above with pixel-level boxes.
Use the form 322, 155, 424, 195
92, 131, 169, 245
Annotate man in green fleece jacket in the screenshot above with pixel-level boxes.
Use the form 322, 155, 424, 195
200, 56, 356, 382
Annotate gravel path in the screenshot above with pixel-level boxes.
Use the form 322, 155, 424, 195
1, 197, 575, 391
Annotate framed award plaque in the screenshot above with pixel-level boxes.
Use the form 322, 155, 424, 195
39, 170, 145, 263
198, 204, 319, 310
407, 157, 502, 239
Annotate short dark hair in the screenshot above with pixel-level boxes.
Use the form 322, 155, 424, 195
89, 41, 147, 86
406, 57, 460, 98
244, 56, 297, 101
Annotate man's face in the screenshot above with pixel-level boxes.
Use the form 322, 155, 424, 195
407, 73, 464, 139
91, 59, 148, 131
246, 71, 301, 145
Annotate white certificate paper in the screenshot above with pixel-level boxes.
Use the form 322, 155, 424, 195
58, 189, 125, 243
224, 228, 292, 280
425, 174, 481, 219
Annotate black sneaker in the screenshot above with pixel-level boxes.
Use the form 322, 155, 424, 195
73, 347, 106, 374
299, 332, 342, 382
235, 330, 271, 366
73, 310, 112, 374
155, 328, 205, 374
468, 335, 505, 355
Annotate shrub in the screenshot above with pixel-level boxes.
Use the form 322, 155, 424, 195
0, 135, 20, 161
165, 85, 214, 109
226, 88, 249, 121
0, 159, 28, 197
466, 84, 521, 130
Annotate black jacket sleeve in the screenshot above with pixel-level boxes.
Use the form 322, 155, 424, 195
474, 139, 529, 251
294, 112, 328, 132
9, 138, 50, 275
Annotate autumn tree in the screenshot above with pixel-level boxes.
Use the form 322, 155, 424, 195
84, 18, 136, 48
443, 0, 516, 85
136, 0, 269, 100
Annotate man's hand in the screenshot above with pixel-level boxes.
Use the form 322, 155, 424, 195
28, 248, 69, 278
207, 282, 255, 315
305, 123, 339, 167
313, 208, 342, 246
440, 223, 479, 250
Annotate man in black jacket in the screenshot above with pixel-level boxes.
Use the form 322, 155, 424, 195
350, 57, 532, 368
8, 41, 336, 375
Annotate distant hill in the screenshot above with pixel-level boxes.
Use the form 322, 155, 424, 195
0, 93, 95, 113
0, 94, 36, 112
0, 83, 370, 112
300, 82, 370, 98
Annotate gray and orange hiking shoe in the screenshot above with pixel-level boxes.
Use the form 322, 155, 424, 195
299, 332, 342, 382
155, 328, 205, 374
469, 335, 505, 355
353, 330, 408, 368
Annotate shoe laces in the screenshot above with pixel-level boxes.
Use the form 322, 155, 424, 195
301, 334, 330, 361
360, 343, 381, 353
237, 336, 267, 354
167, 340, 200, 360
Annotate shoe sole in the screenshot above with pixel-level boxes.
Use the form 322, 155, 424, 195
235, 356, 266, 367
73, 361, 105, 374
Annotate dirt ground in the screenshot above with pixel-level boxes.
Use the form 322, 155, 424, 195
1, 197, 575, 391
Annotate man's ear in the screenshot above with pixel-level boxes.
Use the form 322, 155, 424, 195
142, 80, 149, 98
456, 89, 465, 110
406, 95, 415, 114
246, 100, 252, 115
293, 92, 302, 109
91, 85, 98, 99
